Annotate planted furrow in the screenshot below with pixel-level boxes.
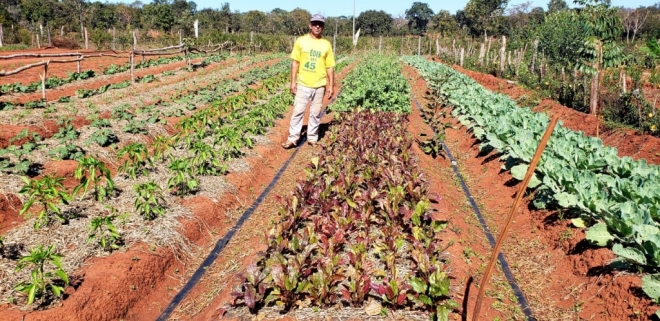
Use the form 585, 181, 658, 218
404, 55, 660, 312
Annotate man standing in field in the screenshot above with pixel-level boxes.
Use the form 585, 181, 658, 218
282, 13, 335, 149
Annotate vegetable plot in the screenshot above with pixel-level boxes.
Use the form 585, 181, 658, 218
404, 56, 660, 306
230, 111, 457, 320
331, 55, 410, 113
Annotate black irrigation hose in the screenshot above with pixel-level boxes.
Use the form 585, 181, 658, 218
410, 93, 536, 321
156, 88, 344, 321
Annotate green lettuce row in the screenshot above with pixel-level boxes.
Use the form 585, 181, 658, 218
403, 56, 660, 271
330, 55, 410, 113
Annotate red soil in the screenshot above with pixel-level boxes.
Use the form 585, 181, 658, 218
0, 57, 301, 320
405, 64, 655, 319
450, 64, 660, 164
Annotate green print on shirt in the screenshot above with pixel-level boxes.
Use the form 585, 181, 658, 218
304, 61, 316, 70
310, 49, 322, 58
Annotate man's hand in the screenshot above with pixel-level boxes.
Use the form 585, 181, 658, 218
325, 85, 334, 100
290, 83, 297, 95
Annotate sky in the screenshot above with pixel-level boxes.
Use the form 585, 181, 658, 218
110, 0, 658, 16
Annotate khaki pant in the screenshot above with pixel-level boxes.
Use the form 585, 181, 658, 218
287, 84, 325, 144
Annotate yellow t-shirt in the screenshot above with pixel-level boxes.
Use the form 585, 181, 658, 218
290, 34, 336, 88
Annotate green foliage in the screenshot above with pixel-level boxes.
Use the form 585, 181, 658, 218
85, 129, 119, 147
117, 143, 150, 179
534, 10, 587, 67
14, 244, 69, 306
167, 158, 199, 196
47, 143, 85, 161
331, 55, 410, 113
88, 211, 122, 251
73, 156, 115, 202
356, 10, 393, 36
405, 2, 435, 35
19, 175, 72, 229
406, 56, 660, 280
574, 0, 625, 75
134, 181, 166, 220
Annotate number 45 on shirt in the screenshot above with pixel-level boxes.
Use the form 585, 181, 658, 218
304, 62, 316, 70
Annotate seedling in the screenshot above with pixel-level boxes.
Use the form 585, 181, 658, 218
19, 175, 72, 229
14, 244, 69, 305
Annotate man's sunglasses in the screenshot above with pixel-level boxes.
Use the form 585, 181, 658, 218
311, 22, 325, 27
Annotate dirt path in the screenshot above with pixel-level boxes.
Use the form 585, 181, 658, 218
405, 63, 656, 320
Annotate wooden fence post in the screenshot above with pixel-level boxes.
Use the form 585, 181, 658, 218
84, 27, 89, 49
40, 62, 48, 100
0, 24, 3, 47
531, 39, 539, 72
478, 43, 485, 66
436, 39, 440, 56
500, 35, 506, 73
130, 51, 135, 82
36, 34, 40, 48
179, 30, 182, 45
379, 36, 382, 54
622, 69, 627, 94
60, 26, 64, 37
460, 47, 465, 67
133, 30, 138, 51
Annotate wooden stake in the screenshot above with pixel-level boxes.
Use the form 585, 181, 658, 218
40, 62, 48, 100
460, 47, 465, 67
84, 27, 88, 49
531, 39, 539, 72
47, 25, 51, 46
379, 36, 382, 54
60, 26, 64, 37
133, 30, 138, 51
130, 51, 135, 82
36, 34, 40, 48
471, 116, 559, 321
0, 24, 3, 47
499, 35, 506, 73
478, 43, 485, 66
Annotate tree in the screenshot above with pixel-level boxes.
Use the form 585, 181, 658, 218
547, 0, 569, 13
429, 10, 458, 37
87, 2, 117, 30
244, 10, 267, 33
535, 10, 587, 67
574, 0, 625, 114
464, 0, 509, 40
405, 2, 434, 35
620, 7, 649, 43
357, 10, 393, 36
284, 8, 311, 35
141, 3, 174, 31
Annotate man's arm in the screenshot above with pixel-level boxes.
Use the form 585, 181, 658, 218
325, 67, 334, 99
290, 60, 299, 95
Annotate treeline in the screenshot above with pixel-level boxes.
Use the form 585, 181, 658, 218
0, 0, 658, 46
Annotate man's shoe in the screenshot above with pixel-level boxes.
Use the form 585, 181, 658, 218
281, 141, 296, 149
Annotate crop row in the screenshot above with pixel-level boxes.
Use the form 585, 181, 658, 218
0, 55, 354, 307
331, 55, 410, 113
0, 52, 255, 111
0, 59, 290, 306
0, 54, 286, 177
403, 56, 660, 307
0, 51, 213, 96
230, 110, 457, 320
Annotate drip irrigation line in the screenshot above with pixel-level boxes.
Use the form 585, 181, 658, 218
156, 88, 344, 321
410, 93, 536, 321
